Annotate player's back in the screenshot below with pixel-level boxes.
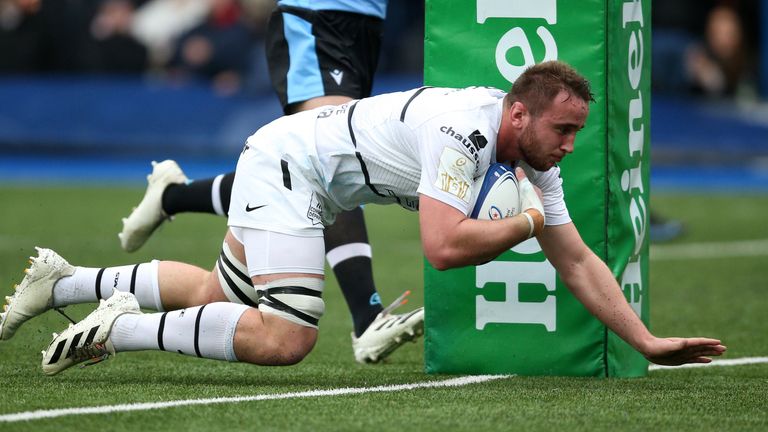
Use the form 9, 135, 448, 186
314, 86, 504, 213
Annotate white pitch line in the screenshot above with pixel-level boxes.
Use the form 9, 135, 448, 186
649, 356, 768, 371
0, 375, 509, 423
651, 238, 768, 261
5, 357, 767, 423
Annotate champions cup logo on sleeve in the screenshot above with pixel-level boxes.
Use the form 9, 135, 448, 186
435, 147, 475, 203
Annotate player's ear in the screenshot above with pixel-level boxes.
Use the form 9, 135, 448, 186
509, 101, 528, 128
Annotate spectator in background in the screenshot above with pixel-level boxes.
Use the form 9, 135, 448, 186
686, 4, 757, 101
130, 0, 210, 71
652, 0, 759, 102
0, 0, 99, 73
0, 0, 149, 75
649, 0, 761, 243
90, 0, 148, 73
166, 0, 258, 95
0, 0, 43, 72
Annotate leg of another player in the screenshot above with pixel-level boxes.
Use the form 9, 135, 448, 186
325, 207, 383, 336
162, 172, 233, 217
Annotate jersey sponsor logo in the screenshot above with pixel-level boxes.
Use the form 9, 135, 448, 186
435, 147, 474, 203
306, 193, 323, 225
468, 130, 488, 149
245, 204, 267, 212
439, 126, 487, 164
330, 69, 344, 85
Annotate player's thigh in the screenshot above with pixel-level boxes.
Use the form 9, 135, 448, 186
226, 227, 324, 285
229, 227, 326, 327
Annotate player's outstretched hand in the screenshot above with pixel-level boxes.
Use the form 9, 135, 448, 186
642, 337, 726, 366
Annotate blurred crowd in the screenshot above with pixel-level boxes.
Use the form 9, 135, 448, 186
653, 0, 761, 103
0, 0, 424, 95
0, 0, 761, 102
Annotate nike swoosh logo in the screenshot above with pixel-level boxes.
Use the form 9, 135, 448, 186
245, 204, 267, 212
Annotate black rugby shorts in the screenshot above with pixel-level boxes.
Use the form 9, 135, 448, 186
266, 6, 384, 114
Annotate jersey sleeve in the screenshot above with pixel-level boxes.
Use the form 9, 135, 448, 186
414, 113, 486, 215
519, 161, 572, 226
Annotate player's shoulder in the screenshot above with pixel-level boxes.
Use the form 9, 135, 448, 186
428, 86, 506, 106
403, 86, 505, 125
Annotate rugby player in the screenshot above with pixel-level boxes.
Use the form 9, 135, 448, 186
118, 0, 424, 364
2, 61, 725, 374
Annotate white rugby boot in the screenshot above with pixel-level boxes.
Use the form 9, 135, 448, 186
119, 160, 188, 252
41, 291, 140, 376
352, 291, 424, 364
0, 247, 75, 341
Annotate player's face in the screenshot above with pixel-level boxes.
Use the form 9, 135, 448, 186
519, 91, 589, 171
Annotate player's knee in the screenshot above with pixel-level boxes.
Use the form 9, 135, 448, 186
262, 326, 317, 365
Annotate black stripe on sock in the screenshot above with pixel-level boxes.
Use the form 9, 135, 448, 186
157, 312, 168, 351
95, 268, 105, 300
217, 257, 258, 307
400, 86, 432, 122
281, 159, 292, 190
129, 264, 139, 295
193, 305, 206, 358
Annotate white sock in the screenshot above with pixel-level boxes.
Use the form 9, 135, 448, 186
211, 174, 226, 216
110, 302, 250, 361
52, 260, 163, 311
325, 242, 372, 268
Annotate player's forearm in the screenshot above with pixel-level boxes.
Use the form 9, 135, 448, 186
561, 252, 654, 352
423, 214, 532, 270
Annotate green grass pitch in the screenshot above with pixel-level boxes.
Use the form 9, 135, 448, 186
1, 186, 766, 431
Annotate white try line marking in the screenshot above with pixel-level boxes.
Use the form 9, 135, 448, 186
649, 356, 768, 371
651, 238, 768, 261
5, 356, 767, 423
0, 375, 509, 423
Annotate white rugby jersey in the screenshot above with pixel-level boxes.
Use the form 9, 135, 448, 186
246, 86, 571, 226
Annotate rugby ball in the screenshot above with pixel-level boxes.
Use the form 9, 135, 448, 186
469, 163, 521, 220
